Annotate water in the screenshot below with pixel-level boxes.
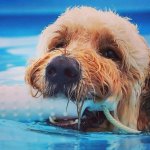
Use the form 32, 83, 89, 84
0, 120, 150, 150
0, 12, 150, 150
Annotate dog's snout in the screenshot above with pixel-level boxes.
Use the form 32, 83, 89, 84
46, 55, 80, 85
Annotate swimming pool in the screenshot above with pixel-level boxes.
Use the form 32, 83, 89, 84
0, 11, 150, 150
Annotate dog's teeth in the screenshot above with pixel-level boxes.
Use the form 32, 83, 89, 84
49, 116, 57, 124
68, 119, 78, 124
74, 119, 78, 123
49, 116, 78, 125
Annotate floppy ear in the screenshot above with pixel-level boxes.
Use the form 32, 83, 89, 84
138, 63, 150, 131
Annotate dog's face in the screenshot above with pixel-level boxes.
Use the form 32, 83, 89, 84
26, 7, 149, 131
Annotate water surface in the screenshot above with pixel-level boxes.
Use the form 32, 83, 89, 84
0, 12, 150, 150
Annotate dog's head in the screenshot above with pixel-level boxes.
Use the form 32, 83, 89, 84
25, 7, 149, 131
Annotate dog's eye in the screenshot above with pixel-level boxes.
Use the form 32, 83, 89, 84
55, 41, 66, 49
101, 48, 119, 61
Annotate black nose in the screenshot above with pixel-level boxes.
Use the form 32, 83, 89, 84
46, 55, 80, 85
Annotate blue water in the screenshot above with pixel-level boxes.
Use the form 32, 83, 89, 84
1, 120, 150, 150
0, 12, 150, 150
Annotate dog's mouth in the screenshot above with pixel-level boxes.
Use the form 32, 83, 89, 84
46, 93, 117, 131
48, 109, 107, 131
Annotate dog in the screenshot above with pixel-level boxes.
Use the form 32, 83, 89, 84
25, 7, 150, 132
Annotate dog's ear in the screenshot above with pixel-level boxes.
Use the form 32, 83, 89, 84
138, 61, 150, 131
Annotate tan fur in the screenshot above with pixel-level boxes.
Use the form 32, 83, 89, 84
25, 7, 150, 131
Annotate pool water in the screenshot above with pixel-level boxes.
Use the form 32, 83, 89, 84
0, 12, 150, 150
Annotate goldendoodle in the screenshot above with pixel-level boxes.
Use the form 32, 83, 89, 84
25, 7, 150, 132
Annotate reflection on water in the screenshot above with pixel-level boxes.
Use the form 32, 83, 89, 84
0, 13, 150, 150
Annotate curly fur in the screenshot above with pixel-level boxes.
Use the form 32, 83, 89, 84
25, 7, 150, 131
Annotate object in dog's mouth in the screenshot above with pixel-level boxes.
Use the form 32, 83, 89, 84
48, 95, 140, 133
47, 95, 115, 129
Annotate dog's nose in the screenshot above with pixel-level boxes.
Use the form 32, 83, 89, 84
46, 55, 80, 85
